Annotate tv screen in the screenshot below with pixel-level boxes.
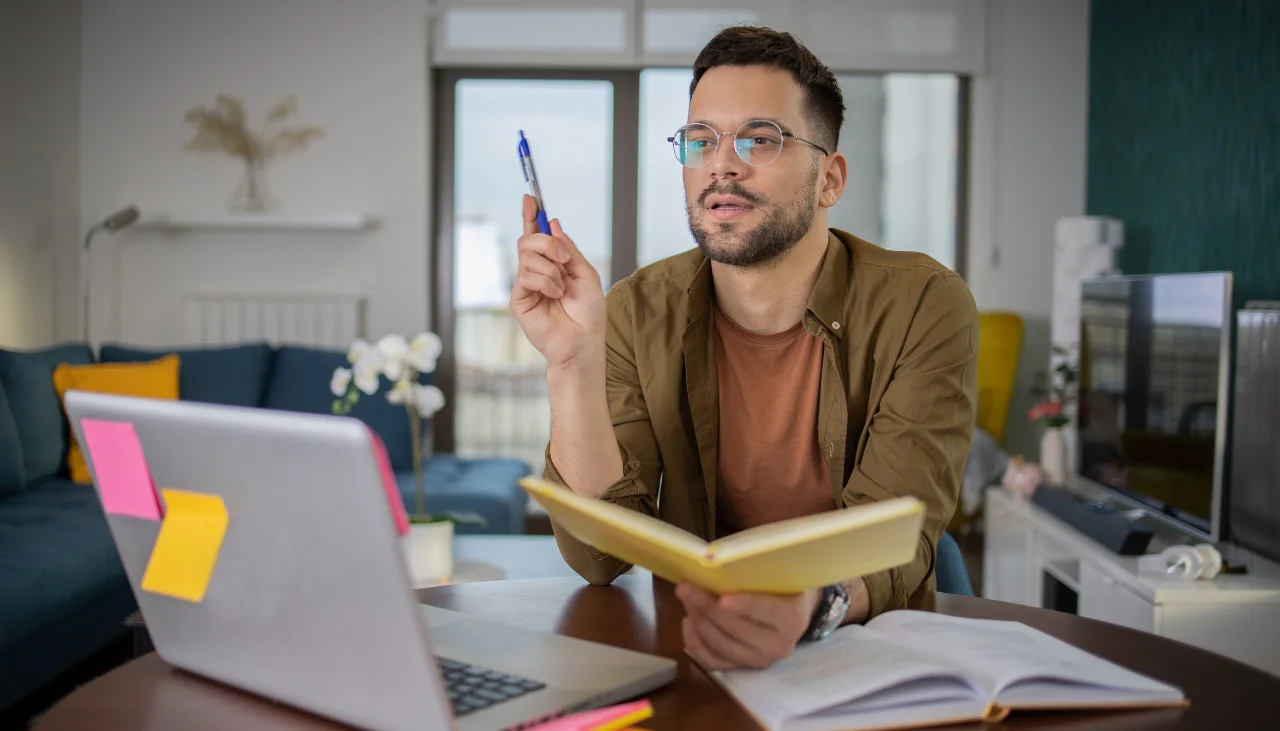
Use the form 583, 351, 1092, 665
1077, 273, 1232, 538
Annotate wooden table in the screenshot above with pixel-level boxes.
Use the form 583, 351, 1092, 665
34, 574, 1280, 730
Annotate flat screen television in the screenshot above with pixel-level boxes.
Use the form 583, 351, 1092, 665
1076, 272, 1233, 540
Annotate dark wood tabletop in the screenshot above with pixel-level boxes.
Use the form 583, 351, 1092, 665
32, 573, 1280, 731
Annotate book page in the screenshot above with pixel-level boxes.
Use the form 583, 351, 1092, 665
867, 612, 1180, 702
785, 696, 989, 731
521, 478, 709, 558
712, 624, 982, 720
710, 498, 921, 562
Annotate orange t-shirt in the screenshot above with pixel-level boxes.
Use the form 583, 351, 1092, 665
714, 309, 836, 538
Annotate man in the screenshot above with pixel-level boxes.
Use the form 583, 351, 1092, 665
509, 26, 977, 670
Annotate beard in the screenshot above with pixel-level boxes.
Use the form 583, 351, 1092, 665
686, 163, 819, 269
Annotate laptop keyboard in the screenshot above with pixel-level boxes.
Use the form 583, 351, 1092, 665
436, 657, 546, 717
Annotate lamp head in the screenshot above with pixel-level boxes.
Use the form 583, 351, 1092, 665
102, 205, 141, 232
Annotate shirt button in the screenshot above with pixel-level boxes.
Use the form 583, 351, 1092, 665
832, 321, 841, 330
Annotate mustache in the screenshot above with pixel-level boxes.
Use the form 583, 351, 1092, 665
697, 181, 766, 207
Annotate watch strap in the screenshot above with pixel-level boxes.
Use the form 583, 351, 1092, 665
800, 583, 848, 643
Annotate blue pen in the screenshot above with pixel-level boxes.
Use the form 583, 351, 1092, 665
518, 130, 552, 235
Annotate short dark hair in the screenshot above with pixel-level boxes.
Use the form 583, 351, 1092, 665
690, 26, 844, 151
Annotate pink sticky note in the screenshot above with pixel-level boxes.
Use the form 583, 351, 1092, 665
368, 429, 410, 536
526, 700, 653, 731
80, 419, 163, 521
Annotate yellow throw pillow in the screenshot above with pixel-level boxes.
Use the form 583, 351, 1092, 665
53, 354, 180, 484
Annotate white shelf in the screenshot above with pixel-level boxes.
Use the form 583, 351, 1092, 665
135, 213, 377, 233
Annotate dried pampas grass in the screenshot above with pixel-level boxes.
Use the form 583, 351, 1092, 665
184, 93, 324, 164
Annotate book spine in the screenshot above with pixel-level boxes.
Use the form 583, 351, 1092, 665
982, 701, 1011, 723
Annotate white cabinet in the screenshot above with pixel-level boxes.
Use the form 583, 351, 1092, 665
1079, 562, 1156, 634
981, 497, 1034, 605
983, 487, 1280, 678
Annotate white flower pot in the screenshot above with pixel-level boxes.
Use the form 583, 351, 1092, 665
404, 521, 454, 584
1040, 427, 1068, 487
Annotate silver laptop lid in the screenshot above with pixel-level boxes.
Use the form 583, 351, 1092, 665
64, 390, 452, 731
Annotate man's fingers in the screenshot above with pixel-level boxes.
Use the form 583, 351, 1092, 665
720, 592, 796, 632
707, 597, 786, 645
517, 232, 570, 264
548, 218, 598, 280
688, 610, 774, 669
676, 582, 716, 611
682, 617, 734, 672
519, 251, 565, 292
522, 195, 539, 236
513, 270, 564, 301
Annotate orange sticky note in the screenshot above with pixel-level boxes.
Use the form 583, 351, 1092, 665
80, 419, 163, 520
527, 700, 653, 731
141, 489, 229, 603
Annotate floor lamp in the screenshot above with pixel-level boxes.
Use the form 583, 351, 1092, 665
82, 205, 141, 342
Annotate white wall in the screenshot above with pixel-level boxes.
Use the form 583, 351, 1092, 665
0, 0, 81, 348
966, 0, 1092, 458
80, 0, 431, 347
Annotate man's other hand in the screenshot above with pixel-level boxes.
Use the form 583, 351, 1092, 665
675, 582, 821, 670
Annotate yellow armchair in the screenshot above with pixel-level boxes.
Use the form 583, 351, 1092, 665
976, 312, 1023, 445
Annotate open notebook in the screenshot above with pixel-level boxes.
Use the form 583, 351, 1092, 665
710, 611, 1186, 731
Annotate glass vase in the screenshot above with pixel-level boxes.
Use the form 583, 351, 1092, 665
230, 158, 274, 212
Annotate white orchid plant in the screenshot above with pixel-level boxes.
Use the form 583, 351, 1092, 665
330, 333, 481, 526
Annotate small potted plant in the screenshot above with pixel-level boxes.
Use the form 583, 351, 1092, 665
1028, 346, 1077, 486
330, 333, 482, 582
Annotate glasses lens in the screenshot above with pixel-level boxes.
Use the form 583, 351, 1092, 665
673, 124, 717, 168
734, 121, 784, 166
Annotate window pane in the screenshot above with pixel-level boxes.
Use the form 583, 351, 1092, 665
638, 70, 959, 271
828, 73, 959, 270
880, 74, 959, 271
638, 68, 695, 267
452, 79, 614, 471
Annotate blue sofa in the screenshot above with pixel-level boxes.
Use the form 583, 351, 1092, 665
0, 341, 529, 712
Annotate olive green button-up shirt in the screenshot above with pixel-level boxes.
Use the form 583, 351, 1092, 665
544, 229, 978, 619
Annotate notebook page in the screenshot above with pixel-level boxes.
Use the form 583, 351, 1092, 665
712, 624, 981, 720
868, 612, 1179, 699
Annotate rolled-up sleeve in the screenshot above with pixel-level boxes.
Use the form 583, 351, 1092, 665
544, 287, 662, 585
844, 272, 978, 618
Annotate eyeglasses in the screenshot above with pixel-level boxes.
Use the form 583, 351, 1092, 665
668, 120, 829, 169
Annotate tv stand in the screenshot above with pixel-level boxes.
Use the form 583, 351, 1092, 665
984, 486, 1280, 677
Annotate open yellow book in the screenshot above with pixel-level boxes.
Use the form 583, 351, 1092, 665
518, 477, 924, 594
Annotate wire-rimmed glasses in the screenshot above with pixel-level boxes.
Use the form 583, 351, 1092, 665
668, 119, 829, 168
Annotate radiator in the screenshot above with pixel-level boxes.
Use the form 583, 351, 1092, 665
182, 294, 367, 349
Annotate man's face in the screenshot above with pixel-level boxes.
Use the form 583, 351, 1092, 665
683, 65, 826, 268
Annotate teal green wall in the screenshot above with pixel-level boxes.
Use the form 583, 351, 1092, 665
1087, 0, 1280, 305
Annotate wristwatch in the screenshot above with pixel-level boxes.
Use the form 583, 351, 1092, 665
800, 583, 850, 643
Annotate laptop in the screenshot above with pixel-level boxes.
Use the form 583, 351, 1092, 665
64, 391, 675, 731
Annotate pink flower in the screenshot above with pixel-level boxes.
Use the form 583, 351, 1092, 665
1028, 400, 1064, 422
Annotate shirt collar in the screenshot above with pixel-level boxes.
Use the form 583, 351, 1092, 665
686, 230, 849, 339
805, 232, 849, 340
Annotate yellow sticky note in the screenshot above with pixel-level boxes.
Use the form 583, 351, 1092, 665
141, 489, 229, 603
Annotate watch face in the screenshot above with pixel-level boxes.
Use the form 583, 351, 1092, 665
808, 584, 850, 642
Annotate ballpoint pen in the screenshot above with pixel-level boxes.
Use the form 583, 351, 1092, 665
518, 130, 552, 235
